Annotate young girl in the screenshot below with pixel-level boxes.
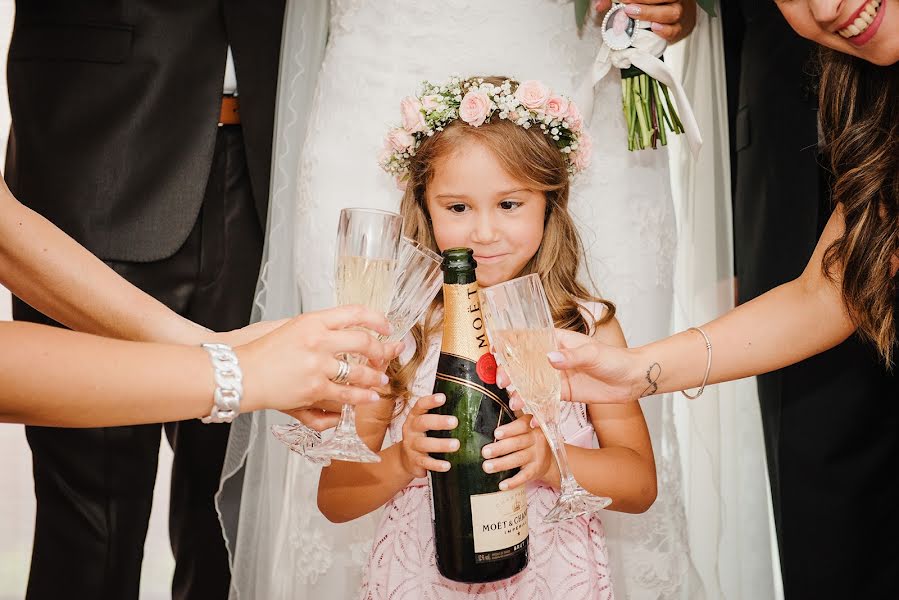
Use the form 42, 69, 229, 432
317, 76, 657, 599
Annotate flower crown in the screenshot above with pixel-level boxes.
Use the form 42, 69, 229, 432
379, 76, 591, 188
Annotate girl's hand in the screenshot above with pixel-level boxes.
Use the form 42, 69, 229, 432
595, 0, 697, 44
482, 414, 554, 491
399, 393, 459, 478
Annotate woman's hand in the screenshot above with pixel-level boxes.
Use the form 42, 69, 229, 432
399, 393, 459, 478
499, 328, 642, 407
236, 304, 403, 413
595, 0, 697, 43
482, 414, 555, 491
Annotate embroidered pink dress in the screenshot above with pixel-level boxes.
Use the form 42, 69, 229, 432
360, 312, 615, 600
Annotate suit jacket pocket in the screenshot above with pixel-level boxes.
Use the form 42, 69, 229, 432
10, 22, 133, 64
735, 106, 751, 152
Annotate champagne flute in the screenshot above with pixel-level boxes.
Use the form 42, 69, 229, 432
306, 207, 402, 463
480, 273, 612, 522
273, 237, 444, 463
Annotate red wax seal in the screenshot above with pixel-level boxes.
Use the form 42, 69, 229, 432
476, 352, 498, 385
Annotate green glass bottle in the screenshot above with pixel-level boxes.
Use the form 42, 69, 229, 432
427, 248, 529, 583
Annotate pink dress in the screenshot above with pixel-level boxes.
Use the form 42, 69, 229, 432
360, 321, 615, 599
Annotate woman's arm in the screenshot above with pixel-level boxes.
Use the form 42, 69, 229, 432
545, 207, 856, 403
489, 316, 657, 513
0, 306, 396, 427
0, 182, 207, 344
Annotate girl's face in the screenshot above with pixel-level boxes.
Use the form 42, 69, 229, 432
777, 0, 899, 65
425, 138, 546, 288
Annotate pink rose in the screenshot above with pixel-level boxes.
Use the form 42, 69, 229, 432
545, 95, 570, 119
400, 96, 427, 133
386, 128, 415, 152
421, 94, 441, 110
514, 80, 551, 110
565, 101, 584, 133
459, 90, 491, 127
571, 133, 593, 172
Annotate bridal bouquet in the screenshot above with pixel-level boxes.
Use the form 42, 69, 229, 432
574, 0, 714, 154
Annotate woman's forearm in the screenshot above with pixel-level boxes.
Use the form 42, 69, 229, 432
317, 443, 414, 523
0, 190, 205, 344
627, 210, 854, 396
0, 321, 234, 426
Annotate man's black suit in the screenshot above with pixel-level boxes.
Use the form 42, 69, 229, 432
723, 2, 899, 596
6, 2, 285, 598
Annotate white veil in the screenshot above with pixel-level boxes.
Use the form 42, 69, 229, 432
217, 2, 374, 599
669, 4, 779, 598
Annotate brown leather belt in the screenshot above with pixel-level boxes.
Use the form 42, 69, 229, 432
219, 95, 240, 126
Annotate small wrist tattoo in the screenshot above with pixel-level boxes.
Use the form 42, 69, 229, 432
640, 362, 661, 398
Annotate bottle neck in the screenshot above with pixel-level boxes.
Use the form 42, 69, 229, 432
443, 269, 476, 286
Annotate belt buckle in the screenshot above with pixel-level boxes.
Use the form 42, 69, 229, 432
219, 95, 240, 127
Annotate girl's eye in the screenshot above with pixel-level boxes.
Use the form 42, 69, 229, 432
499, 200, 522, 210
448, 203, 468, 213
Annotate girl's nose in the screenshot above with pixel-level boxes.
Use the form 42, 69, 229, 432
471, 213, 499, 244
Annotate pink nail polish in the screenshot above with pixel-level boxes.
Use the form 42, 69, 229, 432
624, 4, 641, 15
547, 351, 565, 364
651, 21, 663, 31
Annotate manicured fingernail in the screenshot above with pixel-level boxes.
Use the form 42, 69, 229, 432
380, 374, 389, 386
434, 393, 446, 403
499, 481, 509, 491
446, 416, 457, 428
484, 461, 494, 473
369, 391, 380, 402
441, 462, 450, 471
506, 384, 517, 393
483, 446, 493, 458
624, 4, 641, 15
450, 439, 460, 450
651, 21, 663, 31
547, 351, 565, 364
494, 428, 505, 440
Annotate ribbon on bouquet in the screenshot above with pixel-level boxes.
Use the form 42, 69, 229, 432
576, 28, 702, 158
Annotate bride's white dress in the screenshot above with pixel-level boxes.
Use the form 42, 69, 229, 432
224, 1, 700, 598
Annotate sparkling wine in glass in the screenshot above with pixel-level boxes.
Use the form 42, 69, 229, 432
481, 273, 612, 522
273, 236, 443, 463
306, 207, 402, 463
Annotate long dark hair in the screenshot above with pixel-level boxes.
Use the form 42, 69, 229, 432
818, 49, 899, 366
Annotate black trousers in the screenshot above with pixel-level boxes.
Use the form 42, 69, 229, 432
759, 335, 899, 598
14, 126, 264, 600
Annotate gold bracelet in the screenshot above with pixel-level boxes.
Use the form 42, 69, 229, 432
681, 327, 711, 400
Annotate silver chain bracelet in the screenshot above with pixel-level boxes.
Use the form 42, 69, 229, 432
681, 327, 712, 400
200, 343, 243, 424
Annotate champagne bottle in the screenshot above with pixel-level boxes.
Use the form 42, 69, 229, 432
427, 247, 529, 583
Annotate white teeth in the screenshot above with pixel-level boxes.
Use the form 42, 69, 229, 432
838, 0, 880, 37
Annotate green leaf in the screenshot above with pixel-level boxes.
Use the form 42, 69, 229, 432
575, 0, 591, 31
696, 0, 717, 17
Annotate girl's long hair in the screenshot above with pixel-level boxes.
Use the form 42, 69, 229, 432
387, 77, 615, 406
818, 50, 899, 367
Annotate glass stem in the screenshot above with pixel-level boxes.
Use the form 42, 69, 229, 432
541, 419, 579, 496
334, 403, 358, 436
